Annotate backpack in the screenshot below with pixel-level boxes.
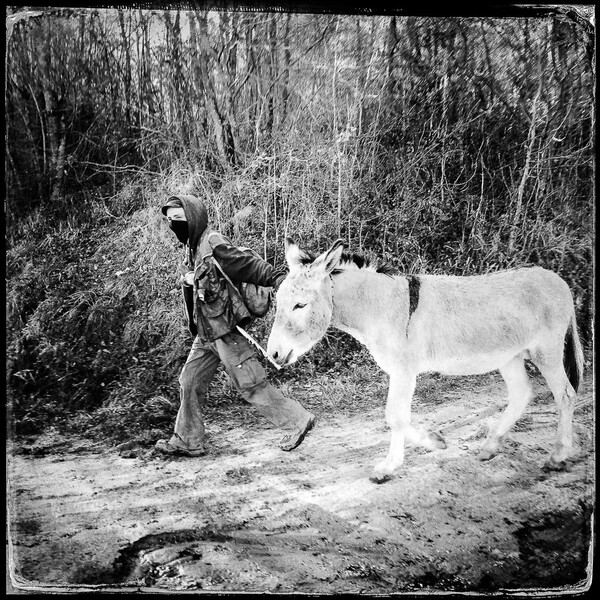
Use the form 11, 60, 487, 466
202, 232, 273, 320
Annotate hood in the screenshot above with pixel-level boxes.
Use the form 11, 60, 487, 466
161, 194, 209, 251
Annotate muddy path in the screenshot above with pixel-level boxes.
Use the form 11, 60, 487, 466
7, 372, 595, 594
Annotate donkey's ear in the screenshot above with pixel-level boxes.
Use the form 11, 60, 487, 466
284, 237, 295, 254
285, 237, 310, 270
313, 239, 344, 276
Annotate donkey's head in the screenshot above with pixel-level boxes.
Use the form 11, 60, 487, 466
267, 238, 345, 367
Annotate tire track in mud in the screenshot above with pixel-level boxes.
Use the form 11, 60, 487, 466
8, 375, 595, 593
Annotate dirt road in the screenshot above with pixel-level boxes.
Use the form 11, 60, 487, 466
7, 372, 595, 594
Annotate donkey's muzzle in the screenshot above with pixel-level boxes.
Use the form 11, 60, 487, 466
270, 348, 294, 367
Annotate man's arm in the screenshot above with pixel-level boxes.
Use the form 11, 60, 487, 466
212, 243, 287, 289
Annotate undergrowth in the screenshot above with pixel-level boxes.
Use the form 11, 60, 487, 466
6, 159, 594, 446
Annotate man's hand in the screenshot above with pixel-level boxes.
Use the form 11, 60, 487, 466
179, 263, 192, 276
180, 268, 194, 287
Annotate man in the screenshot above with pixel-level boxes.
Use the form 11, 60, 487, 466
156, 194, 315, 457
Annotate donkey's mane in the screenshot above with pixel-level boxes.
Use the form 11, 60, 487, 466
298, 249, 397, 276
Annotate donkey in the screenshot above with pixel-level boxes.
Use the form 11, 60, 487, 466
267, 238, 584, 483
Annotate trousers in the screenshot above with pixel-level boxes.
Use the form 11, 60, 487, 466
172, 330, 312, 451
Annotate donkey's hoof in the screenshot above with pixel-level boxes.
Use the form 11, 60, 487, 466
370, 460, 399, 484
543, 449, 578, 471
430, 431, 447, 450
545, 444, 580, 470
369, 472, 394, 484
478, 448, 497, 461
543, 457, 569, 472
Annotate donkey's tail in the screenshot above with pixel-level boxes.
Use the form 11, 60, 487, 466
563, 313, 584, 393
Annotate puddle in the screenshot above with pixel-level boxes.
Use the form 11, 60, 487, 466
73, 528, 232, 585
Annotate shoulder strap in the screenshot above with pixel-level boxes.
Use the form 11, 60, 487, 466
210, 251, 252, 318
202, 232, 260, 294
211, 253, 237, 291
197, 230, 237, 288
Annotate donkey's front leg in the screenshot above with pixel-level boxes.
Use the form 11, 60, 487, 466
371, 372, 417, 484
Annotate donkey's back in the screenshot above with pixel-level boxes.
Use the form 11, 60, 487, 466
408, 267, 578, 377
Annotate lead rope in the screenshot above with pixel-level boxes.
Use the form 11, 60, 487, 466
235, 325, 282, 371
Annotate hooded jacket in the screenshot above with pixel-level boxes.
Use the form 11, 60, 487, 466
162, 195, 286, 340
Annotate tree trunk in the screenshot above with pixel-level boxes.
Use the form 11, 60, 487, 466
386, 16, 398, 106
39, 17, 66, 203
280, 13, 291, 127
194, 11, 237, 168
118, 10, 132, 132
266, 15, 277, 141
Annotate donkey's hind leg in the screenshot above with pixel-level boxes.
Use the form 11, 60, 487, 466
530, 345, 579, 469
479, 355, 533, 461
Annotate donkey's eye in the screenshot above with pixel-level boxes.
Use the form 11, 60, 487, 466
293, 302, 307, 310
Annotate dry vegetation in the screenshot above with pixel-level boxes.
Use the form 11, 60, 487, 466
5, 7, 594, 444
